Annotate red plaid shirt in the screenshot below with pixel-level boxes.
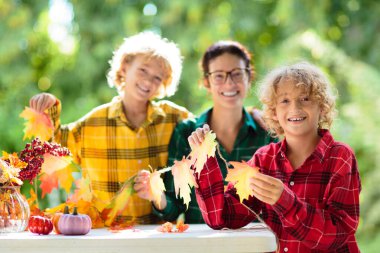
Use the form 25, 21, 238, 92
195, 130, 361, 252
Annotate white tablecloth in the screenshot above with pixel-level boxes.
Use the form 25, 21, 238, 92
0, 223, 277, 253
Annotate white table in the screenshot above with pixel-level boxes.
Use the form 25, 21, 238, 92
0, 223, 277, 253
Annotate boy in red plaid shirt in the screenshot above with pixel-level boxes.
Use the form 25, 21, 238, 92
189, 62, 361, 252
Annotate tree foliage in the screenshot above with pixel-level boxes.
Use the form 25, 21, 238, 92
1, 0, 379, 250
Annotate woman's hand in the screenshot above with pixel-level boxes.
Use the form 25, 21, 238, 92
29, 93, 57, 113
249, 172, 284, 205
188, 124, 210, 147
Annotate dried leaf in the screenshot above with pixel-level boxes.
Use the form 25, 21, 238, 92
189, 131, 217, 176
41, 154, 73, 175
149, 171, 165, 209
226, 161, 259, 201
20, 107, 54, 141
101, 176, 135, 227
171, 157, 197, 209
67, 176, 92, 203
157, 222, 173, 232
176, 220, 189, 232
39, 172, 59, 198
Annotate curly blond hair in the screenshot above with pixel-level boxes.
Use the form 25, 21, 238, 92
107, 31, 183, 99
258, 62, 337, 138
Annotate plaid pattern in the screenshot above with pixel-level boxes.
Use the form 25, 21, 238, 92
195, 130, 361, 252
153, 108, 275, 223
49, 96, 190, 224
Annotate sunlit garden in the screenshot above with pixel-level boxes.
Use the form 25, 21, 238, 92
1, 0, 379, 251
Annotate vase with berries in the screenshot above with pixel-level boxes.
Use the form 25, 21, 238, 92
0, 138, 71, 233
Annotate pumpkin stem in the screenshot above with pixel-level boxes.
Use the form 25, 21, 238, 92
64, 205, 70, 214
73, 206, 78, 215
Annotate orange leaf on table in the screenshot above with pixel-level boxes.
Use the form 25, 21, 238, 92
189, 131, 217, 177
157, 222, 173, 233
226, 161, 259, 202
19, 107, 53, 141
171, 157, 197, 209
176, 220, 189, 233
149, 170, 165, 209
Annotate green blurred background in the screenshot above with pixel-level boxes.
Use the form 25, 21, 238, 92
1, 0, 379, 250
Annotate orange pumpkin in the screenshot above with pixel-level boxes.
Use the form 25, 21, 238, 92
52, 206, 69, 234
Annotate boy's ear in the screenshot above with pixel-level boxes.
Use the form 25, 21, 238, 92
272, 111, 278, 121
120, 61, 129, 77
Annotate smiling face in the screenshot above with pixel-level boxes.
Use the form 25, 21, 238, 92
273, 79, 322, 140
206, 53, 250, 110
121, 54, 169, 103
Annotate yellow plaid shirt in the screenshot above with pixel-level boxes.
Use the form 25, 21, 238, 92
49, 96, 190, 224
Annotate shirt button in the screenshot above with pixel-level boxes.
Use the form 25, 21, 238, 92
289, 181, 294, 186
284, 247, 288, 252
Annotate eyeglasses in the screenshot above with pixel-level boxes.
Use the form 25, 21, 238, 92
206, 68, 250, 85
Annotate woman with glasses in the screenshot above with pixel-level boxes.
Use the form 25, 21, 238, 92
137, 40, 276, 223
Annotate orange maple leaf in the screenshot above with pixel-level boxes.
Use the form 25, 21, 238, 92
171, 157, 197, 209
39, 172, 59, 198
226, 161, 259, 201
67, 176, 92, 203
20, 107, 54, 141
2, 152, 28, 169
39, 159, 76, 197
39, 154, 77, 197
189, 131, 217, 176
149, 170, 166, 209
157, 222, 173, 232
101, 176, 135, 227
41, 154, 73, 175
176, 220, 189, 233
157, 221, 189, 233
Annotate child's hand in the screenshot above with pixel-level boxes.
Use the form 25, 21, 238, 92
134, 170, 153, 201
188, 124, 210, 147
29, 93, 57, 113
249, 173, 284, 205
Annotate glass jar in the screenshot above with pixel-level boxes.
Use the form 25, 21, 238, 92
0, 186, 30, 233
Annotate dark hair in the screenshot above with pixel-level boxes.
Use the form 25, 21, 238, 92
200, 40, 254, 79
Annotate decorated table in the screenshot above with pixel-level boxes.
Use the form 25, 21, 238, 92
0, 223, 277, 253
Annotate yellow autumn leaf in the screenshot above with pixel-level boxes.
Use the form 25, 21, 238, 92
189, 131, 217, 176
41, 154, 73, 175
226, 161, 259, 201
150, 170, 166, 209
102, 176, 135, 227
56, 166, 75, 193
68, 176, 92, 203
171, 157, 197, 209
20, 107, 54, 141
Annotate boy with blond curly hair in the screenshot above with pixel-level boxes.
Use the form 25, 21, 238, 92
30, 32, 190, 225
190, 62, 361, 252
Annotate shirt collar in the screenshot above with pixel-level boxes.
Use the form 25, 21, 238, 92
108, 96, 166, 123
195, 107, 258, 132
277, 129, 334, 162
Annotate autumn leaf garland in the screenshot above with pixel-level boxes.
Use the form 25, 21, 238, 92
19, 107, 259, 226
